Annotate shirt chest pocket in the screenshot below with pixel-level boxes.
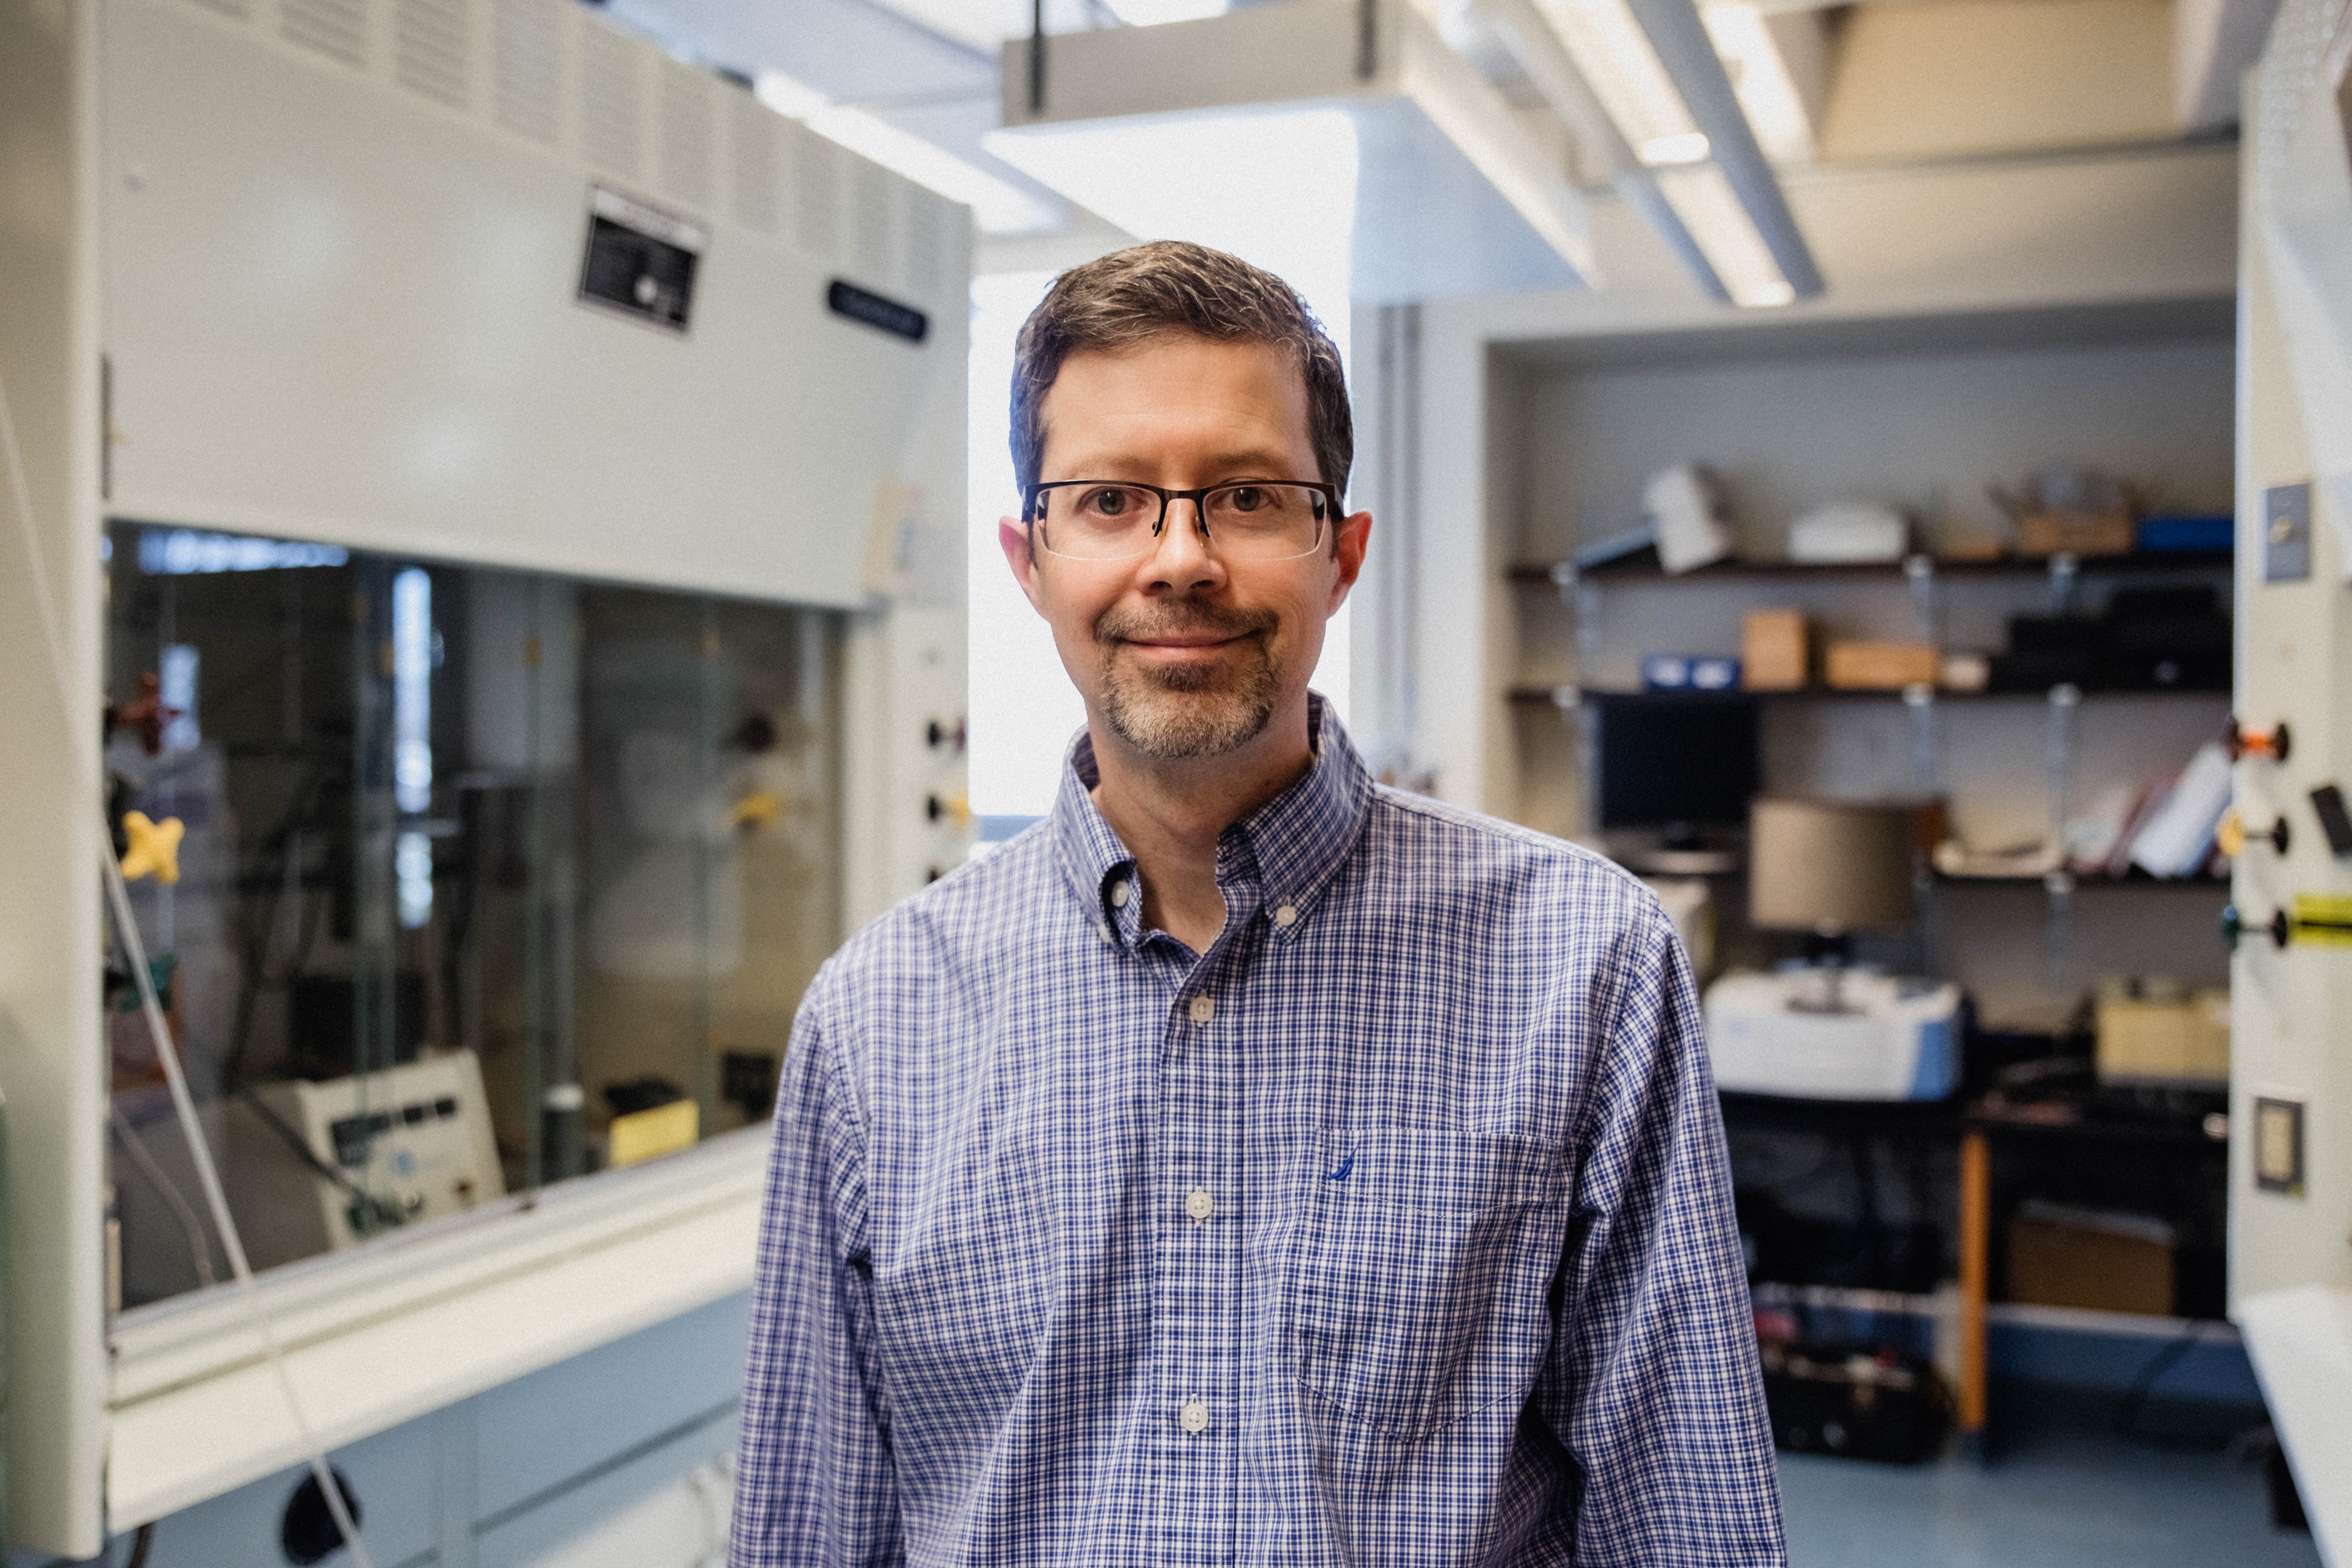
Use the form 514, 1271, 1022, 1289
1283, 1127, 1569, 1444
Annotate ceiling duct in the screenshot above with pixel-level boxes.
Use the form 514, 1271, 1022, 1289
989, 0, 1597, 305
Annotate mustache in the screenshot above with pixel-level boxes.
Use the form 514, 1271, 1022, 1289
1093, 605, 1278, 646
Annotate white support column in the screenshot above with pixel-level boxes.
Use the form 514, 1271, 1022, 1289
0, 0, 109, 1549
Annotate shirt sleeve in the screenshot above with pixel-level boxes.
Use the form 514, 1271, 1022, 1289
1533, 903, 1786, 1566
731, 998, 904, 1566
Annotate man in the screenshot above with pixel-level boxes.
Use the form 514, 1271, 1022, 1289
732, 241, 1784, 1566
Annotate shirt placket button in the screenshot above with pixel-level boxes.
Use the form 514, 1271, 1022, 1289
1180, 1400, 1209, 1434
1185, 1186, 1213, 1224
1189, 994, 1214, 1026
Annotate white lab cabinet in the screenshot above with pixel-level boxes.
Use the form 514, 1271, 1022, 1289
0, 0, 969, 1547
2231, 3, 2352, 1554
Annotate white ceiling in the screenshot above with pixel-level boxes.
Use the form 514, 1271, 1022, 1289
610, 0, 2253, 272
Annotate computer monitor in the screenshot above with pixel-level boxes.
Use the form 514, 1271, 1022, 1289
1587, 691, 1761, 844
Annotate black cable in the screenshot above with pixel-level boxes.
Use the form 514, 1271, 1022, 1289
235, 1086, 406, 1234
2111, 1324, 2231, 1450
124, 1523, 154, 1568
221, 759, 343, 1089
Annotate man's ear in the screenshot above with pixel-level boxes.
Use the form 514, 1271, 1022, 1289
1000, 517, 1046, 612
1326, 510, 1372, 615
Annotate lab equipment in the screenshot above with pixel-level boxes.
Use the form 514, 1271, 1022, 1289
1787, 502, 1908, 563
2, 0, 970, 1540
1587, 690, 1761, 856
1705, 970, 1962, 1100
1705, 798, 1960, 1100
1644, 465, 1736, 574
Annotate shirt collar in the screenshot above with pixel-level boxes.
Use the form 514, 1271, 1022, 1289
1049, 692, 1372, 950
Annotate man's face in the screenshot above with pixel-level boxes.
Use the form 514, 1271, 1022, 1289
999, 334, 1369, 763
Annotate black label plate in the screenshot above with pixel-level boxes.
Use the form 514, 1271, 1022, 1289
829, 280, 928, 344
579, 188, 705, 333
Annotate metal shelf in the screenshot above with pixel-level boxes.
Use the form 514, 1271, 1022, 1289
1506, 683, 2231, 704
1934, 872, 2229, 890
1507, 551, 2232, 585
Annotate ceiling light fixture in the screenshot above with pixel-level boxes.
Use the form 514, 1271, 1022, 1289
1698, 2, 1825, 165
1468, 0, 1729, 301
1514, 0, 1823, 304
1530, 0, 1708, 165
1639, 130, 1712, 165
753, 70, 1061, 236
986, 0, 1597, 304
1654, 163, 1798, 306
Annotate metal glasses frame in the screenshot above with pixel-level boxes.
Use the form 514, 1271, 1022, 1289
1022, 478, 1342, 562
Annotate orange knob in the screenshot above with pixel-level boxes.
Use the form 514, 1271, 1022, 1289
2226, 718, 2292, 763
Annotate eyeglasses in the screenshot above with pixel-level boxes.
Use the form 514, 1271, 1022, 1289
1025, 480, 1338, 562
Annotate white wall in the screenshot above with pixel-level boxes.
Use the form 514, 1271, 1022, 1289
2232, 63, 2352, 1308
2229, 32, 2352, 1559
1519, 336, 2236, 565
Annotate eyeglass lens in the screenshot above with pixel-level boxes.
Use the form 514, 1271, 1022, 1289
1035, 483, 1328, 561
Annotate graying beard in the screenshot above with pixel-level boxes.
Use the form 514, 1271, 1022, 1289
1099, 651, 1278, 760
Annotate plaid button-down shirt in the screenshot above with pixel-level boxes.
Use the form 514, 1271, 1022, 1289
732, 698, 1784, 1566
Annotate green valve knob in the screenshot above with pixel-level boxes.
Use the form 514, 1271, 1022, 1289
2220, 905, 2295, 950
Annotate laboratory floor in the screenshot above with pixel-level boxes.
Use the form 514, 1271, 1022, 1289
1777, 1392, 2319, 1567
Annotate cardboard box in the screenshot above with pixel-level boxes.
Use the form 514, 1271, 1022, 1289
2096, 990, 2230, 1084
2016, 509, 2134, 557
1938, 651, 1990, 691
1823, 640, 1940, 690
2007, 1203, 2174, 1316
1742, 609, 1810, 690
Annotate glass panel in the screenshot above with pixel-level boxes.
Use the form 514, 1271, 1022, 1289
102, 526, 841, 1309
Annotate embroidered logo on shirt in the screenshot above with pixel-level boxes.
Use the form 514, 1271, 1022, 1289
1327, 1151, 1354, 1182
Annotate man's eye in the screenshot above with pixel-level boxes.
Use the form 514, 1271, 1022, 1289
1227, 487, 1264, 512
1087, 489, 1132, 517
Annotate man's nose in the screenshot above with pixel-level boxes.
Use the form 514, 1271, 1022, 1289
1142, 497, 1224, 589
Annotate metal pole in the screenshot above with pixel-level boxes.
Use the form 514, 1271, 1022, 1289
1030, 0, 1046, 113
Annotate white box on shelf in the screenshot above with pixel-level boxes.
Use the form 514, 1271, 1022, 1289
1788, 503, 1909, 563
1704, 970, 1962, 1100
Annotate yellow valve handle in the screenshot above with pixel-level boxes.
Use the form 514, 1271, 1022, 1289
119, 811, 185, 885
729, 790, 784, 829
2217, 808, 2245, 858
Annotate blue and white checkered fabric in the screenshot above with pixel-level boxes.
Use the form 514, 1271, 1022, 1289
732, 698, 1784, 1566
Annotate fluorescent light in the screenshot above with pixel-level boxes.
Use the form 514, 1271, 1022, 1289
137, 528, 347, 574
1509, 0, 1818, 304
752, 70, 1059, 236
1699, 2, 1819, 164
1654, 163, 1794, 306
1533, 0, 1704, 165
1637, 130, 1710, 164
